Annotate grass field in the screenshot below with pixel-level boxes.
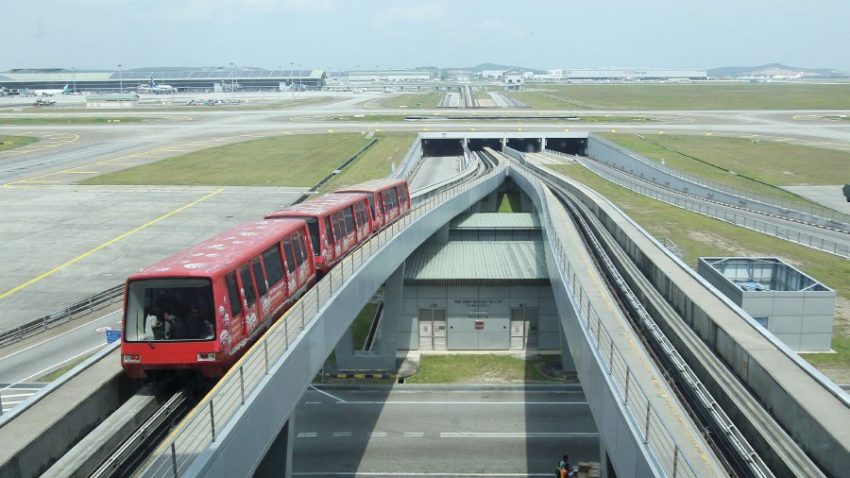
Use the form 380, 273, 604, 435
0, 116, 153, 125
549, 163, 850, 375
322, 132, 415, 190
503, 83, 850, 110
0, 135, 38, 152
382, 91, 442, 109
405, 354, 559, 384
351, 302, 379, 350
37, 353, 94, 382
497, 192, 522, 212
602, 133, 848, 207
82, 133, 373, 187
324, 114, 655, 123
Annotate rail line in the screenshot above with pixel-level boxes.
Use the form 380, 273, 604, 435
518, 156, 826, 477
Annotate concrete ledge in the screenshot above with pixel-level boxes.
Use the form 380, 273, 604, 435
0, 348, 130, 478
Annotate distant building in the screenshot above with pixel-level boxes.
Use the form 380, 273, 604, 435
503, 70, 524, 89
85, 93, 139, 109
481, 70, 505, 81
558, 68, 707, 81
0, 67, 326, 92
347, 70, 432, 82
698, 257, 835, 352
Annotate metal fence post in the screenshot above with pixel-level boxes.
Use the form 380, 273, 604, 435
209, 401, 217, 442
171, 442, 179, 477
624, 368, 631, 405
673, 445, 680, 477
239, 367, 245, 405
643, 404, 651, 443
263, 341, 269, 374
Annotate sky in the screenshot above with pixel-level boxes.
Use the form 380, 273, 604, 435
3, 0, 849, 72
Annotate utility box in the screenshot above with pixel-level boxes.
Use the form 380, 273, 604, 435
698, 257, 835, 352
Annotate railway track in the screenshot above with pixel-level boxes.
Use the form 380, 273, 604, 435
521, 157, 826, 477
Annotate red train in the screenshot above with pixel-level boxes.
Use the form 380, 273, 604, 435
121, 179, 411, 379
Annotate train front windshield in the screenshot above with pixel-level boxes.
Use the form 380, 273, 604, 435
124, 278, 216, 342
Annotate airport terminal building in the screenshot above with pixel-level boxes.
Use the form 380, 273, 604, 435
0, 67, 327, 93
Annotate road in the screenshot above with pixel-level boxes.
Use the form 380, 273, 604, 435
291, 386, 598, 477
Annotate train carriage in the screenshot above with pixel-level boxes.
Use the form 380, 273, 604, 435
265, 193, 373, 275
121, 219, 316, 378
335, 178, 411, 229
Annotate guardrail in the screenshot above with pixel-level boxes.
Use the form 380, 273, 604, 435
589, 135, 850, 227
578, 156, 850, 258
511, 157, 700, 478
140, 161, 506, 478
0, 285, 124, 349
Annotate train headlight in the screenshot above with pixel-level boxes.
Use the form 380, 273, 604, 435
122, 354, 141, 363
197, 352, 217, 362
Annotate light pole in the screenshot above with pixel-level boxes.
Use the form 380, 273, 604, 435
71, 67, 76, 94
117, 64, 123, 93
290, 62, 294, 100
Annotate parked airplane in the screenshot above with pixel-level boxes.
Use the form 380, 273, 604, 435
27, 84, 71, 97
137, 77, 177, 94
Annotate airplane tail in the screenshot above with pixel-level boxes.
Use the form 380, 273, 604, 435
62, 84, 70, 94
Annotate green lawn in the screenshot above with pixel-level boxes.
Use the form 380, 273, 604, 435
351, 302, 379, 350
322, 132, 415, 190
0, 135, 38, 152
82, 133, 373, 187
405, 354, 559, 384
602, 133, 848, 209
504, 83, 850, 110
549, 163, 850, 372
382, 91, 442, 109
37, 353, 94, 382
0, 116, 152, 125
497, 192, 522, 212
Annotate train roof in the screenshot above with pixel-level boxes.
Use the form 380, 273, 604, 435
129, 219, 306, 280
265, 192, 368, 219
335, 178, 407, 193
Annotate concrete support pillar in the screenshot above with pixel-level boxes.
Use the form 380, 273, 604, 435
500, 137, 506, 151
433, 222, 450, 243
599, 440, 617, 478
519, 190, 534, 213
541, 137, 547, 152
558, 318, 576, 374
375, 263, 405, 366
333, 321, 356, 368
254, 415, 295, 478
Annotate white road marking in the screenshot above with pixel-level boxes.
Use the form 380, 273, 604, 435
440, 432, 599, 438
0, 343, 106, 392
297, 432, 317, 438
293, 473, 555, 477
332, 431, 352, 437
367, 431, 387, 438
343, 401, 587, 406
308, 385, 347, 403
0, 310, 120, 363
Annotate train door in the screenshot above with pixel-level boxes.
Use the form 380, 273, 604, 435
250, 257, 269, 326
366, 192, 383, 229
398, 184, 410, 212
383, 188, 400, 221
224, 272, 245, 352
343, 206, 357, 244
237, 265, 260, 338
292, 230, 311, 285
355, 201, 370, 238
330, 213, 344, 257
282, 238, 298, 293
323, 216, 336, 264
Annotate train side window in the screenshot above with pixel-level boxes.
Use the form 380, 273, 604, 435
282, 239, 296, 274
398, 185, 408, 205
252, 258, 268, 296
262, 246, 284, 287
238, 266, 257, 307
333, 213, 344, 240
226, 272, 243, 316
325, 217, 335, 245
292, 232, 305, 265
389, 188, 399, 208
366, 192, 376, 216
305, 218, 320, 257
343, 207, 355, 235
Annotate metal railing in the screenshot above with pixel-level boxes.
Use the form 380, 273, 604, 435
590, 135, 850, 226
511, 160, 699, 478
0, 285, 124, 349
578, 157, 850, 258
140, 162, 505, 478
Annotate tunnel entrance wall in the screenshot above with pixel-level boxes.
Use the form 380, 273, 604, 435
506, 138, 542, 153
422, 139, 464, 157
467, 138, 503, 152
547, 138, 587, 155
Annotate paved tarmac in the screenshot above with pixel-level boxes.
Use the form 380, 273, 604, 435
292, 386, 598, 477
784, 185, 850, 215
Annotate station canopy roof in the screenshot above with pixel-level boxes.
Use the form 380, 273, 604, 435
0, 67, 325, 82
405, 241, 547, 285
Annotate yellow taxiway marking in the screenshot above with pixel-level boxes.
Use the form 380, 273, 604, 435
0, 133, 79, 158
327, 129, 335, 133
704, 132, 713, 136
0, 189, 223, 300
14, 180, 59, 184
